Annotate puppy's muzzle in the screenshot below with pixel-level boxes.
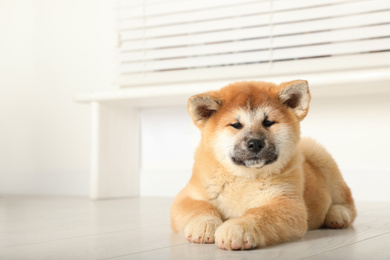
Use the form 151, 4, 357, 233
231, 138, 278, 168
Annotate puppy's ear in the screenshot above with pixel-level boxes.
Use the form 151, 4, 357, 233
188, 92, 222, 128
278, 80, 311, 121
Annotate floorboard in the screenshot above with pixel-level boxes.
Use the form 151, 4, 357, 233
0, 196, 389, 259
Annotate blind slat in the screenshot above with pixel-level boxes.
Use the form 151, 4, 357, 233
119, 1, 269, 25
118, 0, 361, 22
273, 9, 390, 35
272, 37, 390, 61
118, 0, 268, 19
118, 0, 185, 8
272, 0, 389, 23
119, 50, 270, 74
118, 12, 269, 35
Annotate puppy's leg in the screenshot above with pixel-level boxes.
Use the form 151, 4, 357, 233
324, 166, 356, 229
171, 189, 222, 244
215, 198, 307, 250
300, 138, 356, 229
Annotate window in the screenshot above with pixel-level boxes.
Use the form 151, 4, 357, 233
115, 0, 390, 87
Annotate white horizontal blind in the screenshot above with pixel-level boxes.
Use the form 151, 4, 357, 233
115, 0, 390, 87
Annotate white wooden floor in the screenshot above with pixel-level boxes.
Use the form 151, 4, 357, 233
0, 196, 389, 260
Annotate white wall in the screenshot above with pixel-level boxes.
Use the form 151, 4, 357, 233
0, 0, 115, 195
140, 91, 390, 202
1, 0, 389, 202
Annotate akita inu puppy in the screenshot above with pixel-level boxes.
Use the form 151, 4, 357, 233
171, 80, 356, 250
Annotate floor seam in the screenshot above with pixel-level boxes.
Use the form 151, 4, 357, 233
301, 231, 390, 259
0, 224, 170, 250
102, 242, 190, 260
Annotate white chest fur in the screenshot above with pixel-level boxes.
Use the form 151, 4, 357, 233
205, 176, 280, 220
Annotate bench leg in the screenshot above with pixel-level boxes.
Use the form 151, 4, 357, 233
90, 102, 140, 199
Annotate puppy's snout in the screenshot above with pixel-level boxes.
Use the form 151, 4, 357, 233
247, 139, 265, 153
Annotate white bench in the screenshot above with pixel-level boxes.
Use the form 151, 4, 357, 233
75, 68, 390, 199
74, 82, 223, 199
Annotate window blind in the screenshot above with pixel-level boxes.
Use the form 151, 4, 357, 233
115, 0, 390, 87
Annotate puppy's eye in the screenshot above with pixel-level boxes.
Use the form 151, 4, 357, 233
230, 122, 243, 129
263, 119, 275, 128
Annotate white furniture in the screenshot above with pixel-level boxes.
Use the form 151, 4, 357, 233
75, 82, 220, 199
75, 68, 390, 199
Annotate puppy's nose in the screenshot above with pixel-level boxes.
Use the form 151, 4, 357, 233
247, 139, 265, 153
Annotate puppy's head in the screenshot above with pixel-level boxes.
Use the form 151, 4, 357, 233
189, 80, 310, 177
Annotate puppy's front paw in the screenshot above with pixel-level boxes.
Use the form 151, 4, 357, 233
184, 215, 222, 244
215, 219, 261, 250
324, 205, 352, 229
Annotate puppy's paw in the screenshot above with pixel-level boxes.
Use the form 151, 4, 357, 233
215, 218, 260, 250
184, 215, 222, 244
324, 205, 352, 229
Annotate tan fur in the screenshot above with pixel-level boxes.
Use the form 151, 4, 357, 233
171, 80, 356, 250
